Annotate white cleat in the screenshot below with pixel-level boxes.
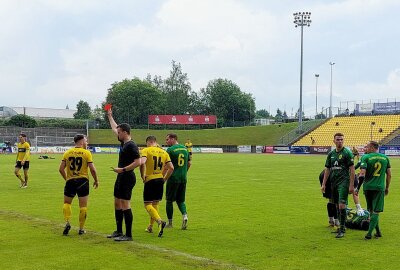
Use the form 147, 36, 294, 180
181, 217, 188, 230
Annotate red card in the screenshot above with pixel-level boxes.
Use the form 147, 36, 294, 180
104, 103, 112, 111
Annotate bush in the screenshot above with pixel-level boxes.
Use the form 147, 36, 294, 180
6, 114, 37, 127
36, 119, 87, 129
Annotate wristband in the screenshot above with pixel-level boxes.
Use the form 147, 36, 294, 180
122, 167, 126, 172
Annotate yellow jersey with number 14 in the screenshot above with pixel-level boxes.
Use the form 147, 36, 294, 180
141, 146, 171, 182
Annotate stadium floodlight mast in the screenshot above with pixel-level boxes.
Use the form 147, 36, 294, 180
293, 11, 312, 131
329, 62, 335, 118
315, 74, 319, 118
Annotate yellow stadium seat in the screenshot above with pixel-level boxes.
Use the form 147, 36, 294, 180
292, 115, 400, 147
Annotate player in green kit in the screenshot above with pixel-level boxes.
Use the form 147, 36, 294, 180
165, 133, 191, 229
321, 133, 355, 238
356, 141, 391, 240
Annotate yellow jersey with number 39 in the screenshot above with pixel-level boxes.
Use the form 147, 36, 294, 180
62, 147, 93, 181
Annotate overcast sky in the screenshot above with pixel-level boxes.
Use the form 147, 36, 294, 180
1, 0, 399, 117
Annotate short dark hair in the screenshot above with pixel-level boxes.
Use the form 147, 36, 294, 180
73, 134, 85, 143
146, 135, 157, 143
167, 133, 178, 140
19, 133, 27, 138
369, 141, 379, 150
117, 123, 131, 135
334, 132, 344, 138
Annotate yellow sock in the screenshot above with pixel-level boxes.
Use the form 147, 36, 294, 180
150, 203, 159, 226
145, 204, 161, 222
79, 207, 87, 229
63, 203, 72, 223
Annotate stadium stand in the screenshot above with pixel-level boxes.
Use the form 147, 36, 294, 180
292, 115, 400, 147
385, 135, 400, 145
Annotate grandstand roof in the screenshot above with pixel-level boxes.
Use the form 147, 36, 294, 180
1, 106, 77, 119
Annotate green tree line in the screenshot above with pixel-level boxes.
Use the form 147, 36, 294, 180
74, 60, 259, 128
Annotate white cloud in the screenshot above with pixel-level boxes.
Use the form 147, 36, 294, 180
0, 0, 399, 113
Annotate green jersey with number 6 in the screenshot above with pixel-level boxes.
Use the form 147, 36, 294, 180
167, 144, 189, 183
360, 152, 391, 191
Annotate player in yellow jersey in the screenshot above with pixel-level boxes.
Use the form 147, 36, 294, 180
140, 135, 174, 237
185, 139, 193, 159
59, 134, 99, 236
15, 133, 30, 188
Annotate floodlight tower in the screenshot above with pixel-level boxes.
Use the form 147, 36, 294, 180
315, 74, 319, 117
293, 11, 312, 131
329, 62, 335, 118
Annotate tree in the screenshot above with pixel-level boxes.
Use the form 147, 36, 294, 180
201, 78, 255, 124
275, 109, 283, 120
91, 105, 104, 121
283, 111, 288, 120
74, 100, 92, 119
294, 109, 305, 119
105, 77, 164, 125
187, 90, 209, 115
256, 109, 270, 118
6, 114, 37, 128
162, 60, 191, 114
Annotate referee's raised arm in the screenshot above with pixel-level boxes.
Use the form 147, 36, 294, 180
107, 109, 118, 136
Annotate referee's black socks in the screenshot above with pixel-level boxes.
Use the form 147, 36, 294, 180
123, 209, 133, 237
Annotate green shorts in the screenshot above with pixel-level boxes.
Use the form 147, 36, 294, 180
332, 184, 349, 205
166, 182, 186, 203
364, 190, 385, 212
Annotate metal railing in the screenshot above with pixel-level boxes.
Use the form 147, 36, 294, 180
278, 119, 326, 146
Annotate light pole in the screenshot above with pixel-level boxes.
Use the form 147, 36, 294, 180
293, 12, 312, 131
370, 121, 375, 140
315, 74, 319, 118
329, 62, 335, 118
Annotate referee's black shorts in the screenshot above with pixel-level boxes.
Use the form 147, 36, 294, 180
114, 172, 136, 200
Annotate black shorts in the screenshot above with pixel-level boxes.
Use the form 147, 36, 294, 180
15, 161, 30, 170
166, 182, 186, 203
143, 178, 164, 202
114, 172, 136, 200
319, 171, 332, 199
64, 178, 89, 198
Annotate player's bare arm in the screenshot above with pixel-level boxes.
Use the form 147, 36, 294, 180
163, 161, 174, 181
349, 165, 355, 194
111, 157, 141, 174
89, 163, 99, 189
140, 156, 147, 182
321, 167, 330, 193
59, 160, 67, 181
107, 109, 118, 136
385, 167, 391, 195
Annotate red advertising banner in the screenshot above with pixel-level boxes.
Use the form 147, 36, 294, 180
148, 115, 217, 125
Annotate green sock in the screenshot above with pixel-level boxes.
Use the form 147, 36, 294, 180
166, 201, 174, 220
375, 222, 380, 233
368, 213, 379, 236
339, 208, 346, 231
177, 202, 187, 215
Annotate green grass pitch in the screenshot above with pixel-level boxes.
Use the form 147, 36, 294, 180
0, 153, 399, 270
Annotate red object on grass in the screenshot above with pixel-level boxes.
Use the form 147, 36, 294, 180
104, 103, 112, 111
